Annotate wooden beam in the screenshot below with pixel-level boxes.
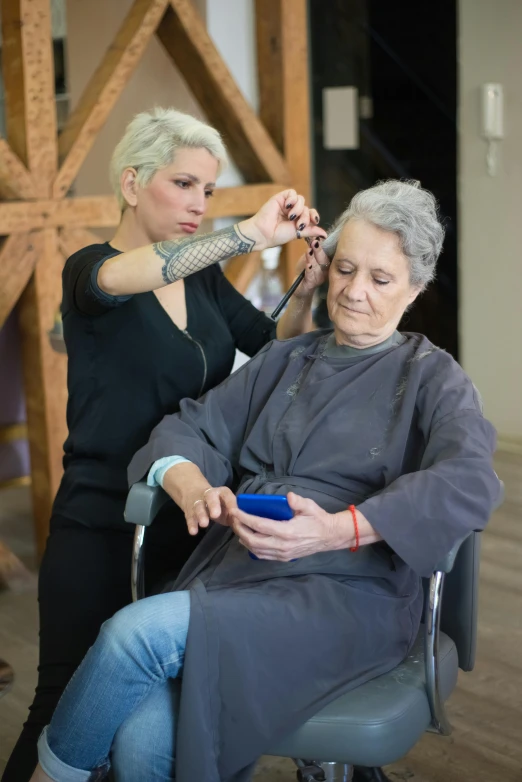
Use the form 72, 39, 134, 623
206, 183, 285, 219
0, 423, 28, 444
0, 0, 57, 196
17, 229, 68, 557
256, 0, 312, 287
156, 0, 291, 185
223, 251, 262, 295
0, 184, 284, 233
0, 138, 37, 200
0, 233, 40, 328
255, 0, 284, 153
280, 0, 311, 198
59, 228, 105, 260
53, 0, 169, 199
0, 195, 121, 234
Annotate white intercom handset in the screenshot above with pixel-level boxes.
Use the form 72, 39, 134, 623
481, 83, 504, 176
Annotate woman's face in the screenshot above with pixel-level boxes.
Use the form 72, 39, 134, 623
124, 147, 219, 243
327, 219, 421, 348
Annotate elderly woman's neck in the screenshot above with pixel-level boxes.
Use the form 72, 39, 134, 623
333, 326, 400, 349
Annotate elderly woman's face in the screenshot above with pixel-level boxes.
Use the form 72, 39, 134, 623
327, 219, 420, 347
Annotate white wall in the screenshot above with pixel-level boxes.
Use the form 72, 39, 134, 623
205, 0, 257, 189
459, 0, 522, 444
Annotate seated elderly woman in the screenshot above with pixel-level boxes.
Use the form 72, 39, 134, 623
31, 180, 500, 782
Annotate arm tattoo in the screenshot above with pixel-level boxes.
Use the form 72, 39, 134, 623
153, 224, 255, 284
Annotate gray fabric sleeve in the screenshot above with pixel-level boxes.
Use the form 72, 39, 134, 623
359, 409, 501, 578
89, 257, 133, 307
127, 343, 274, 488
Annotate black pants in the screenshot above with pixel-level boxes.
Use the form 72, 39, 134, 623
2, 511, 200, 782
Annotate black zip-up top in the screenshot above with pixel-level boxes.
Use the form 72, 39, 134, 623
53, 243, 276, 531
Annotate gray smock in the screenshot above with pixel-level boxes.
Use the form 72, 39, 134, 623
128, 330, 501, 782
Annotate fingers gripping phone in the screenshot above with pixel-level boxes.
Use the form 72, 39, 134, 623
236, 494, 294, 561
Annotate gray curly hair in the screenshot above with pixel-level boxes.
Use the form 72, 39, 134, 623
321, 179, 445, 289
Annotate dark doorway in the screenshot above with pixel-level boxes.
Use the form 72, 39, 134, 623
310, 0, 458, 357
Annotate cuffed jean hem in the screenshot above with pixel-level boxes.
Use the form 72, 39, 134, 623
38, 727, 110, 782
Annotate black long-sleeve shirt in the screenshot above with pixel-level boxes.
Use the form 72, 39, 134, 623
52, 243, 276, 531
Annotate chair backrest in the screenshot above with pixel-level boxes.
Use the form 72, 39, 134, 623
439, 531, 481, 672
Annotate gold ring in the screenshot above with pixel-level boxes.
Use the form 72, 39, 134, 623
193, 499, 205, 508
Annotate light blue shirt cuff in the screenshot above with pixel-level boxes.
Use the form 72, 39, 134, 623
147, 456, 191, 488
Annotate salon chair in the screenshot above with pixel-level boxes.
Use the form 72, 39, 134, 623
124, 481, 503, 782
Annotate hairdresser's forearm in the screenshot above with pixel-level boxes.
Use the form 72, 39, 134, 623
276, 291, 314, 339
98, 223, 258, 296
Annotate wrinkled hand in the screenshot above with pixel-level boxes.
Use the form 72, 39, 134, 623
183, 486, 238, 536
239, 189, 326, 252
293, 238, 331, 299
230, 492, 341, 561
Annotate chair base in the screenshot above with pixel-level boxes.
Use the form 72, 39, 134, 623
294, 761, 391, 782
295, 760, 354, 781
353, 767, 392, 782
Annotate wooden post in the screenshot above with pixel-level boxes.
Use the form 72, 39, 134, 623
255, 0, 312, 287
1, 0, 64, 556
18, 230, 68, 556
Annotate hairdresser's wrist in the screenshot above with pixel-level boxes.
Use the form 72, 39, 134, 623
237, 219, 266, 253
292, 280, 316, 301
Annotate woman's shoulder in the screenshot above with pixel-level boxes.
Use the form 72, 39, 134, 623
400, 332, 460, 373
401, 333, 484, 420
63, 242, 117, 285
64, 242, 115, 267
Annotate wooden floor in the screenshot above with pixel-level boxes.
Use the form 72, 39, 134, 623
1, 451, 521, 781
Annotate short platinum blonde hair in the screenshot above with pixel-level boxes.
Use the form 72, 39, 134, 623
322, 179, 445, 289
110, 107, 228, 210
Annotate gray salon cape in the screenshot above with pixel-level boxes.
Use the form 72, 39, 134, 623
128, 330, 500, 782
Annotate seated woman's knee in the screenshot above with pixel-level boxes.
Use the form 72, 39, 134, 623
99, 599, 153, 654
99, 592, 191, 665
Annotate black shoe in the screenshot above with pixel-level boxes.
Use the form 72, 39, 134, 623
353, 768, 392, 782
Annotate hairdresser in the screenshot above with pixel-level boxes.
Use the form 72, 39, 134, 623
2, 107, 327, 782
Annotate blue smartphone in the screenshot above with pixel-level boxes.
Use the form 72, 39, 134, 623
236, 494, 294, 561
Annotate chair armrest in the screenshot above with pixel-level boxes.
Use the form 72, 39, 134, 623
434, 538, 467, 574
124, 482, 172, 527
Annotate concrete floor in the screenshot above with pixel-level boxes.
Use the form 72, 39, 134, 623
1, 450, 521, 780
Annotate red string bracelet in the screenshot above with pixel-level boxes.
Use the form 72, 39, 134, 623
349, 504, 359, 552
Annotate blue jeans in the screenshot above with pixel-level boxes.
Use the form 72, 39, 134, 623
37, 591, 190, 782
